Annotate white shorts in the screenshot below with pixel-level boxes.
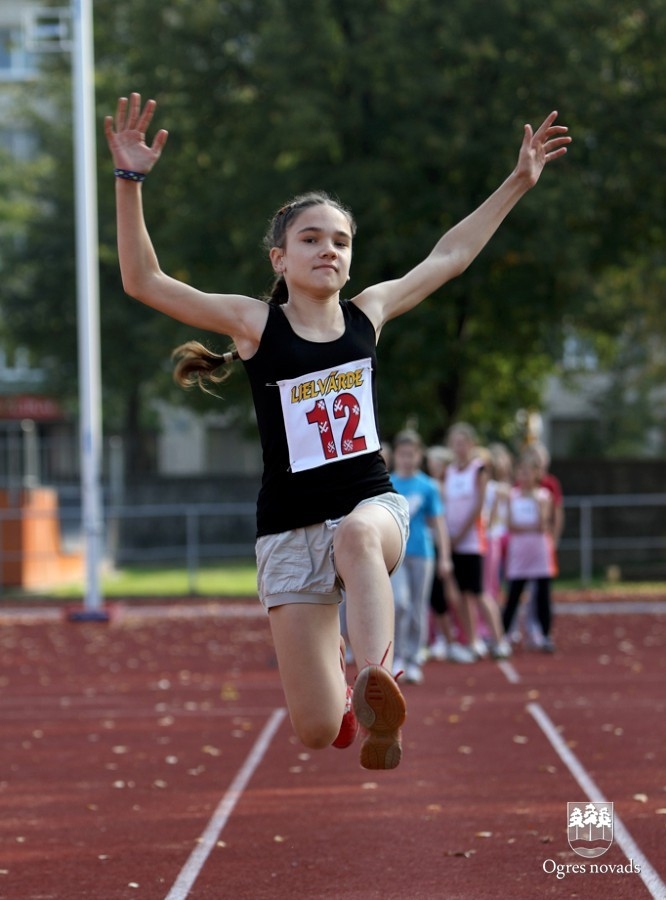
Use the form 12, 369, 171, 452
255, 492, 409, 610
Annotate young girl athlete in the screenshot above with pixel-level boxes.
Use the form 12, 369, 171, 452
105, 93, 570, 770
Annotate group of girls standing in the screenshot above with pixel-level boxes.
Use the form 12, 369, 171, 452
427, 426, 560, 661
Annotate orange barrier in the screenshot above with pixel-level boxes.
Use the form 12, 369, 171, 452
0, 488, 83, 589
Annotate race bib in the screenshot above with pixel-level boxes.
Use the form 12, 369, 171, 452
277, 357, 380, 473
446, 468, 474, 499
511, 496, 538, 527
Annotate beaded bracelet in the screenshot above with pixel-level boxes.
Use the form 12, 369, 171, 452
114, 168, 146, 182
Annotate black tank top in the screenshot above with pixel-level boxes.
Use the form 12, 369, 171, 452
242, 300, 394, 536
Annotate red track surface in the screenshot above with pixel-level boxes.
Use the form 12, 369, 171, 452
1, 594, 665, 899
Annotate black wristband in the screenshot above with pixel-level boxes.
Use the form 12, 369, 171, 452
114, 168, 146, 182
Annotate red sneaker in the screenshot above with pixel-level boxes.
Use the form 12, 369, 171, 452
353, 664, 406, 770
332, 684, 359, 749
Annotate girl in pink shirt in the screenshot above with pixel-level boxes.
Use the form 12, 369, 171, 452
502, 454, 556, 652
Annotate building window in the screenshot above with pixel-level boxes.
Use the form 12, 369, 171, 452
0, 25, 36, 81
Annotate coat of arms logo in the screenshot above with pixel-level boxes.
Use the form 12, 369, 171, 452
567, 802, 614, 858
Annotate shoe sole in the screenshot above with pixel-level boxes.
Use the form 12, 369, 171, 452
353, 665, 406, 770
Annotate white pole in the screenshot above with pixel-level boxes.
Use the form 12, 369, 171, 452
71, 0, 104, 615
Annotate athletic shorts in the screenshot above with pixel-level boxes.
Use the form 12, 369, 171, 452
255, 492, 410, 610
451, 552, 484, 595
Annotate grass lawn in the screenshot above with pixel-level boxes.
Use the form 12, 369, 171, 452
47, 560, 258, 599
3, 563, 664, 604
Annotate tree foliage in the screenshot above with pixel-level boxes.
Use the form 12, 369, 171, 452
2, 0, 665, 453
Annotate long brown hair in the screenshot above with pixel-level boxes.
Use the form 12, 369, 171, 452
171, 343, 239, 394
172, 191, 356, 394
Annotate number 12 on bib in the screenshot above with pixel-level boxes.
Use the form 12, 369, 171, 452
277, 358, 380, 473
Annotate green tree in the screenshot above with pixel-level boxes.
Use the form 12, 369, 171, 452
2, 0, 664, 459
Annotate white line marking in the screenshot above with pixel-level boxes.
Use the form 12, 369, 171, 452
496, 660, 521, 683
164, 707, 287, 900
527, 702, 666, 899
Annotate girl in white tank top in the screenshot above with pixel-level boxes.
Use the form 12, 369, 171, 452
445, 424, 511, 660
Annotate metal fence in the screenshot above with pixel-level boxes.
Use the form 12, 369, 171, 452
1, 492, 665, 592
558, 493, 666, 583
0, 497, 256, 596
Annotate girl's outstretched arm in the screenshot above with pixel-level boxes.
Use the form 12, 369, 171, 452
354, 111, 571, 331
104, 93, 267, 352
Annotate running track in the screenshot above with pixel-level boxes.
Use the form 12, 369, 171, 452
1, 595, 665, 899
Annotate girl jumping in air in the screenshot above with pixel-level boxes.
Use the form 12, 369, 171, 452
105, 93, 570, 769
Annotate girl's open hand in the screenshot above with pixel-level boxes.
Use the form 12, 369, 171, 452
515, 111, 571, 188
104, 93, 168, 174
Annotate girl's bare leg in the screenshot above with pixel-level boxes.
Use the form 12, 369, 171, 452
269, 602, 346, 750
332, 503, 403, 671
459, 593, 477, 647
476, 592, 505, 643
435, 612, 456, 644
333, 503, 407, 769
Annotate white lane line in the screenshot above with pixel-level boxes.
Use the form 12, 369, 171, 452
527, 702, 666, 900
164, 707, 288, 900
496, 660, 521, 683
